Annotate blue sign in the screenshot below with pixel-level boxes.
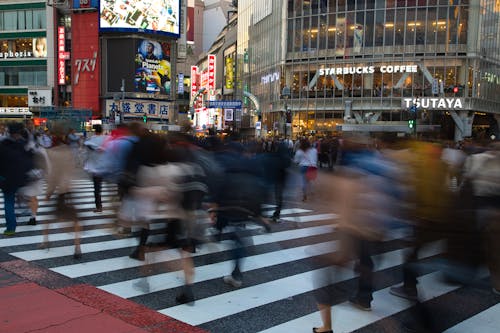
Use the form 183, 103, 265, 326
206, 100, 242, 109
74, 0, 98, 9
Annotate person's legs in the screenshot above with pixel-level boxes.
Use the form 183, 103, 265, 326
92, 175, 103, 211
350, 239, 374, 310
314, 303, 333, 333
27, 196, 38, 225
3, 189, 17, 234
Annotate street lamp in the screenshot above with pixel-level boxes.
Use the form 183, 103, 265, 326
282, 86, 291, 137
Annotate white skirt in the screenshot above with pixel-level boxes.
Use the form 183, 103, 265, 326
18, 179, 44, 197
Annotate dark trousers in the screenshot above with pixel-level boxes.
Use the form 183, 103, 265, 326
356, 239, 375, 302
92, 175, 103, 210
2, 189, 17, 232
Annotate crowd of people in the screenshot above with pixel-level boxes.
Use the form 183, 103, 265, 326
1, 120, 499, 331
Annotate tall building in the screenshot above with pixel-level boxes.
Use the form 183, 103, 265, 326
237, 0, 500, 141
0, 0, 54, 123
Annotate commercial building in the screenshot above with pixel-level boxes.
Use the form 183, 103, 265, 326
237, 0, 500, 141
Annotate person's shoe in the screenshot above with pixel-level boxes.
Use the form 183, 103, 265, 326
3, 230, 15, 236
175, 286, 195, 305
223, 275, 243, 288
313, 328, 333, 333
390, 286, 418, 301
348, 296, 371, 311
493, 288, 500, 296
93, 208, 103, 213
28, 217, 37, 225
129, 247, 145, 261
73, 251, 82, 260
38, 242, 51, 249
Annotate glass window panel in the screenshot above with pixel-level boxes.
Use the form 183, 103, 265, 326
36, 71, 47, 86
395, 8, 405, 45
385, 9, 395, 46
328, 13, 336, 49
416, 8, 425, 45
0, 12, 3, 30
375, 10, 384, 46
366, 0, 375, 9
387, 0, 396, 7
17, 11, 25, 30
406, 8, 416, 45
365, 10, 374, 47
303, 0, 311, 15
328, 0, 337, 12
427, 7, 437, 44
288, 0, 295, 18
0, 72, 5, 85
303, 18, 310, 51
338, 0, 346, 11
375, 0, 385, 8
288, 19, 294, 52
336, 14, 346, 55
19, 71, 34, 86
346, 12, 354, 49
347, 0, 355, 10
319, 14, 328, 49
33, 10, 46, 29
25, 10, 33, 29
448, 7, 458, 45
311, 16, 319, 50
295, 0, 302, 17
4, 11, 17, 30
294, 18, 302, 51
311, 0, 320, 14
356, 0, 366, 10
396, 0, 406, 6
458, 6, 467, 44
436, 6, 448, 45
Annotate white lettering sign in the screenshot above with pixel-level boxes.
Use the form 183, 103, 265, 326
261, 72, 280, 85
74, 51, 97, 85
319, 65, 418, 76
0, 50, 33, 59
402, 98, 464, 110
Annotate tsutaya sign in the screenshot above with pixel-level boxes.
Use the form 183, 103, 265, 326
319, 65, 418, 75
402, 98, 465, 110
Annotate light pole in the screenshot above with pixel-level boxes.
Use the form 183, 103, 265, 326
282, 86, 291, 138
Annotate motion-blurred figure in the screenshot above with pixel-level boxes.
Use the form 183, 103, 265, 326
0, 122, 34, 236
294, 138, 318, 201
44, 124, 81, 258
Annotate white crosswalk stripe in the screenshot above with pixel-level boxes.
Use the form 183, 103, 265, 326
1, 179, 497, 333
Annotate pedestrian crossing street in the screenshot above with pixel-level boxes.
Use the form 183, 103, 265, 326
1, 179, 499, 333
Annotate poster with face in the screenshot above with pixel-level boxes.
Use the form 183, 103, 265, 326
32, 37, 47, 58
135, 39, 171, 95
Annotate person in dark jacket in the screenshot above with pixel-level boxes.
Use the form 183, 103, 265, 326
0, 122, 34, 236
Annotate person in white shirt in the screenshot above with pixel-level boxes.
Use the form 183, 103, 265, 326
293, 138, 318, 201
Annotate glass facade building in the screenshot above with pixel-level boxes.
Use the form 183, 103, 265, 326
237, 0, 500, 139
0, 2, 48, 111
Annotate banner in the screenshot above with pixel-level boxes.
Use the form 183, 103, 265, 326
135, 39, 171, 95
105, 99, 171, 117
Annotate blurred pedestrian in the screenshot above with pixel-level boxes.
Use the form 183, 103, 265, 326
83, 124, 109, 213
43, 123, 81, 258
293, 138, 317, 201
0, 122, 35, 236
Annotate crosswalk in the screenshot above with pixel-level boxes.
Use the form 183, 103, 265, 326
1, 179, 498, 333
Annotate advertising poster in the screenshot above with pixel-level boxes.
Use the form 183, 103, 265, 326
335, 17, 346, 57
32, 38, 47, 58
135, 39, 171, 95
100, 0, 180, 37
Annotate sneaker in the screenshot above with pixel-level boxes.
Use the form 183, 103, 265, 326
223, 275, 243, 288
390, 286, 418, 301
28, 217, 37, 226
3, 230, 15, 236
348, 296, 371, 311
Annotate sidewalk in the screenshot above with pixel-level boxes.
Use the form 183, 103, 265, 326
0, 254, 206, 333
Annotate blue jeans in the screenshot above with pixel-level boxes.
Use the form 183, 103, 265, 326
2, 189, 17, 232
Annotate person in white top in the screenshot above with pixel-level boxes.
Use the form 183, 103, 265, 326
293, 138, 318, 201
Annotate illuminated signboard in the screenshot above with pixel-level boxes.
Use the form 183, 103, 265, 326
402, 98, 465, 110
208, 54, 215, 91
74, 0, 98, 9
57, 27, 70, 85
100, 0, 180, 37
134, 39, 171, 95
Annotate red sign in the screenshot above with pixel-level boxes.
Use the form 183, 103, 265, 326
71, 12, 100, 117
190, 65, 198, 99
208, 54, 216, 91
57, 27, 66, 85
79, 0, 90, 8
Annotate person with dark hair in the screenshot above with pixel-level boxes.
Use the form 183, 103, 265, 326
0, 122, 34, 236
293, 138, 318, 201
145, 42, 158, 60
83, 124, 109, 213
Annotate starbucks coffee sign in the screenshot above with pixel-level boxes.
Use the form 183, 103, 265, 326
319, 65, 418, 76
402, 98, 465, 110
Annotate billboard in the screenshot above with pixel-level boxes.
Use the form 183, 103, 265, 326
74, 0, 98, 9
100, 0, 180, 37
135, 39, 171, 95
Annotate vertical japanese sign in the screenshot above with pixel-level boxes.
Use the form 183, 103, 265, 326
190, 65, 198, 99
208, 54, 216, 92
57, 27, 67, 85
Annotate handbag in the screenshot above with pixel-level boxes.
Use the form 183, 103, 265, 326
305, 166, 318, 181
